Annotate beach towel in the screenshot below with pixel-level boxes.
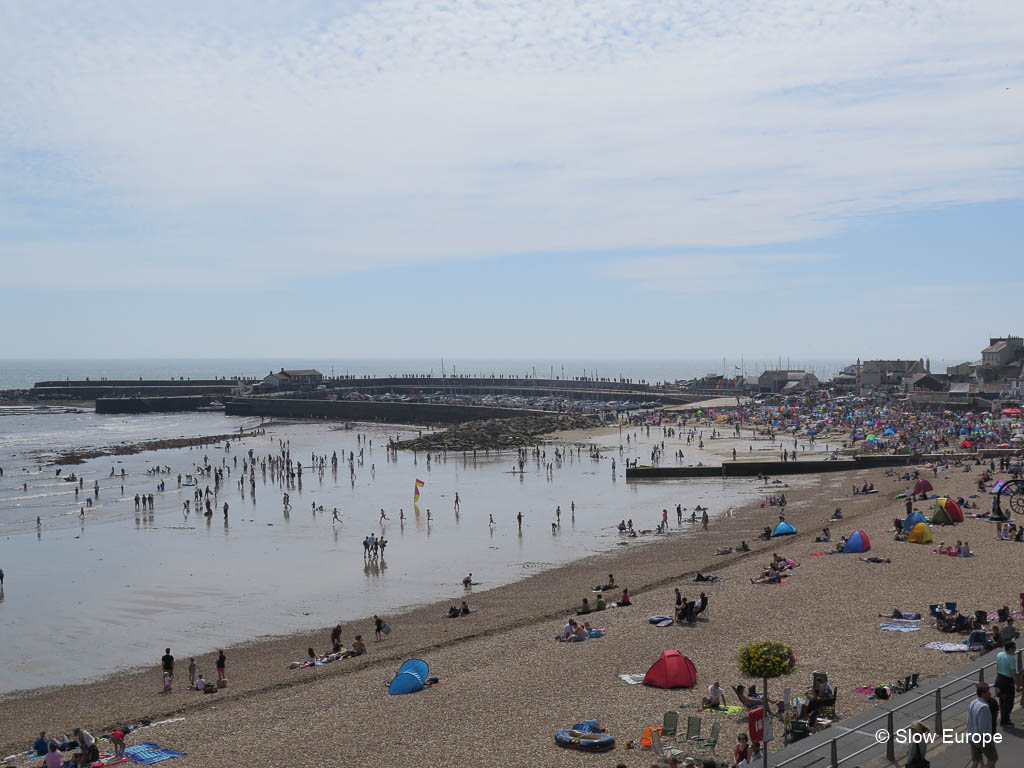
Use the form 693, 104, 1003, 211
617, 673, 646, 685
91, 756, 130, 766
706, 705, 744, 714
811, 552, 825, 556
754, 579, 788, 584
124, 743, 186, 764
921, 641, 969, 653
852, 686, 876, 694
881, 623, 921, 632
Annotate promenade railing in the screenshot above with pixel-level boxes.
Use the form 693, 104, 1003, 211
773, 650, 1020, 768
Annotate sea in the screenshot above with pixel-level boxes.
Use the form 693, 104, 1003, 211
0, 358, 850, 693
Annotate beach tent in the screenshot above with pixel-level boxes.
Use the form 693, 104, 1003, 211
771, 521, 797, 537
904, 510, 927, 529
932, 498, 964, 525
913, 479, 933, 495
388, 658, 429, 695
843, 530, 871, 553
643, 650, 697, 689
907, 522, 933, 544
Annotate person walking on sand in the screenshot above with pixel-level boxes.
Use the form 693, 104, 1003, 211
215, 649, 226, 683
374, 615, 385, 641
161, 647, 174, 683
702, 509, 709, 530
188, 657, 197, 687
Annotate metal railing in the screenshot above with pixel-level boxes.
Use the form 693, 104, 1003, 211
774, 649, 1021, 768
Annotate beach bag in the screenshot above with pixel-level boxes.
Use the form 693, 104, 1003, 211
382, 624, 391, 635
217, 678, 227, 688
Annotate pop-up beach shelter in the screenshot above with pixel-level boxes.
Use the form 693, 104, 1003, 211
913, 479, 933, 495
907, 522, 933, 544
388, 659, 429, 695
643, 650, 697, 689
843, 530, 871, 553
904, 510, 927, 530
932, 498, 964, 525
772, 521, 797, 537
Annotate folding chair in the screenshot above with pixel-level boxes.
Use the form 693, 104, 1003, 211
929, 604, 940, 618
945, 602, 957, 613
662, 711, 679, 741
650, 730, 685, 761
694, 722, 720, 757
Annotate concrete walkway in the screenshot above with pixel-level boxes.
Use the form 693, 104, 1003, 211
765, 648, 1024, 768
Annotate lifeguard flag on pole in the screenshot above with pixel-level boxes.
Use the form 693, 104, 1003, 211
414, 479, 424, 501
416, 479, 425, 487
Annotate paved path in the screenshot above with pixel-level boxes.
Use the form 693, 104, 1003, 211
766, 648, 1024, 768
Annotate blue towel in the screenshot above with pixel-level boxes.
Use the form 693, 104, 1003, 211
124, 743, 186, 764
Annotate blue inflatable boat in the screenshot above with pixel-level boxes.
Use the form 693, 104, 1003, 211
554, 722, 615, 752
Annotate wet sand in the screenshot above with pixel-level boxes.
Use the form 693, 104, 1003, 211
2, 455, 1014, 766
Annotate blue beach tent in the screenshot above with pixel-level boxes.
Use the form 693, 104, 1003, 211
388, 658, 429, 695
904, 510, 926, 529
771, 521, 797, 537
843, 530, 871, 553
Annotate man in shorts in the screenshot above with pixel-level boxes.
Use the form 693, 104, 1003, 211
967, 683, 998, 767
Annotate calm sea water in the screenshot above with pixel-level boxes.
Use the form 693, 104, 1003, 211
0, 358, 859, 390
0, 410, 826, 693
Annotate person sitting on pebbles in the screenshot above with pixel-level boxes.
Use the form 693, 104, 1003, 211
699, 680, 727, 711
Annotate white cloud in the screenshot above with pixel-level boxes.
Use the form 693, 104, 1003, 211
0, 0, 1022, 288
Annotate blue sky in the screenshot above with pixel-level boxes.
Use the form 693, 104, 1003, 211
1, 1, 1022, 361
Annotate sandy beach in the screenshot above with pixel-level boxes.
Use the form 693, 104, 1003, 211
2, 450, 1016, 766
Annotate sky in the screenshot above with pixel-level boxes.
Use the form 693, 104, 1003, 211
1, 0, 1022, 362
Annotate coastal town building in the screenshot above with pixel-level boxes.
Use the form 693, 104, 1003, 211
261, 368, 324, 390
858, 359, 929, 391
757, 369, 819, 393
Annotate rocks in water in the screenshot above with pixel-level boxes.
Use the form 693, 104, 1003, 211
396, 414, 601, 452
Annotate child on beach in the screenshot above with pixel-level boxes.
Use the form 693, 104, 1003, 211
188, 657, 197, 687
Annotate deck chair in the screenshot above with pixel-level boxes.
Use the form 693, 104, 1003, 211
684, 715, 702, 746
910, 673, 920, 688
929, 604, 940, 618
694, 722, 720, 757
974, 610, 989, 626
945, 602, 957, 613
662, 711, 679, 741
650, 729, 685, 760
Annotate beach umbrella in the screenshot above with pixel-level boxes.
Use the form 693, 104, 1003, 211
1003, 407, 1022, 415
913, 479, 933, 495
961, 440, 972, 448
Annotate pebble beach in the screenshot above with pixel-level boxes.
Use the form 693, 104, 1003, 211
3, 450, 1016, 766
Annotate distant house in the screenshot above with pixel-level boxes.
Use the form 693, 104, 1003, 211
981, 337, 1024, 366
859, 359, 928, 390
261, 368, 324, 390
909, 373, 947, 392
757, 370, 819, 394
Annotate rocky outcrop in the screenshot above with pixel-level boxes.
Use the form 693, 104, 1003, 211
396, 413, 602, 451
